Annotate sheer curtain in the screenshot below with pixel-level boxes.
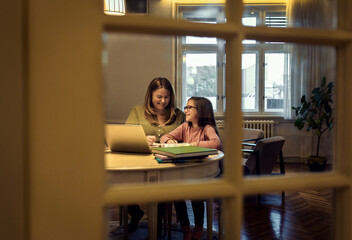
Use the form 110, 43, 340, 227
284, 0, 337, 119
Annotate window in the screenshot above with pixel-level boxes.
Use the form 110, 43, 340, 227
177, 5, 226, 115
177, 4, 288, 116
242, 5, 288, 115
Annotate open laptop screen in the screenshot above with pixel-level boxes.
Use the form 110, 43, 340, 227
105, 124, 152, 154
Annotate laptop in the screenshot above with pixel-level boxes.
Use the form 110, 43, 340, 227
105, 124, 152, 154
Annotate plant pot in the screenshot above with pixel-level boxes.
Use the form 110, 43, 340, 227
307, 156, 327, 172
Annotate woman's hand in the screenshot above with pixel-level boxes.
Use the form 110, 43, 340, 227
146, 135, 157, 146
167, 139, 178, 144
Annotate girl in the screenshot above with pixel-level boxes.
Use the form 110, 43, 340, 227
160, 96, 222, 240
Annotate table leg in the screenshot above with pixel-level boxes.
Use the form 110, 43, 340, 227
147, 202, 158, 240
206, 198, 213, 240
145, 171, 160, 239
123, 206, 128, 240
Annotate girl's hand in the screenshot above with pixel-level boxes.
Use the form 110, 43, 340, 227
167, 139, 178, 144
146, 135, 157, 146
190, 142, 197, 146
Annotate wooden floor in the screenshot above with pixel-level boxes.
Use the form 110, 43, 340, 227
241, 163, 333, 240
109, 163, 334, 240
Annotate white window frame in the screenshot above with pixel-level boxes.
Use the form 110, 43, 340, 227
178, 48, 226, 114
242, 43, 289, 115
242, 4, 287, 116
176, 3, 288, 117
176, 4, 226, 116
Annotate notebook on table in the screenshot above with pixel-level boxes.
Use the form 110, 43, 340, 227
152, 146, 218, 159
154, 154, 203, 163
105, 124, 152, 154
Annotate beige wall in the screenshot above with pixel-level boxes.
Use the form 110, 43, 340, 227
275, 121, 334, 163
104, 33, 174, 123
104, 0, 174, 123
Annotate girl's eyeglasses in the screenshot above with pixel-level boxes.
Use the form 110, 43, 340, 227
184, 106, 197, 111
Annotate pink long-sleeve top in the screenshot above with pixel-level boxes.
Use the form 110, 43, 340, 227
160, 123, 222, 150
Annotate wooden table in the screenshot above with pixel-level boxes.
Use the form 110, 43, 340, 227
105, 151, 224, 240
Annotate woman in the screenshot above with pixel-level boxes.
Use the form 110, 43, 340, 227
126, 77, 185, 145
125, 77, 185, 233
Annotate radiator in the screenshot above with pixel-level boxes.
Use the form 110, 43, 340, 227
242, 120, 275, 138
216, 120, 275, 138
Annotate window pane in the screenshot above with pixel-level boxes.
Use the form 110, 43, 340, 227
183, 53, 217, 112
184, 36, 217, 44
241, 53, 257, 111
242, 11, 259, 44
242, 12, 259, 27
180, 5, 224, 45
180, 5, 224, 23
242, 8, 286, 44
264, 53, 285, 112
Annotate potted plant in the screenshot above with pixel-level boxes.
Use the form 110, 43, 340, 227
292, 76, 334, 171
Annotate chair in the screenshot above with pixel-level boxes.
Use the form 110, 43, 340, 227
242, 136, 286, 205
242, 128, 264, 144
242, 128, 264, 152
119, 204, 173, 240
215, 128, 265, 238
243, 136, 285, 176
242, 128, 264, 173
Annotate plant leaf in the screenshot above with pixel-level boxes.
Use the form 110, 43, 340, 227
294, 118, 305, 130
300, 95, 306, 104
321, 76, 326, 87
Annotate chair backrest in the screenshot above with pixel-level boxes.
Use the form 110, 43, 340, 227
244, 136, 285, 175
242, 128, 264, 149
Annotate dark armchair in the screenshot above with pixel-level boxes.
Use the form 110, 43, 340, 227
242, 136, 285, 176
242, 136, 286, 205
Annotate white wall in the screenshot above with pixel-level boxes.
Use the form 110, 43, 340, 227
275, 120, 334, 163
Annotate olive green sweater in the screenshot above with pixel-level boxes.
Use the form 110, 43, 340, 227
125, 105, 185, 142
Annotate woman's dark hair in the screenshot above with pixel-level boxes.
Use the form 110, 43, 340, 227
144, 77, 176, 125
188, 97, 219, 135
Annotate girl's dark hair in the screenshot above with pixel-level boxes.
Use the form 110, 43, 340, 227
188, 97, 219, 135
144, 77, 176, 125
